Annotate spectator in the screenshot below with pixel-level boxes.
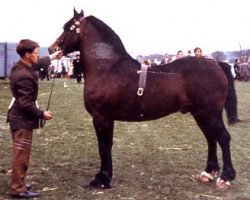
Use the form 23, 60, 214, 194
67, 60, 74, 79
162, 53, 171, 64
49, 64, 55, 78
172, 50, 183, 61
73, 54, 83, 83
39, 65, 50, 81
194, 47, 203, 57
233, 59, 241, 80
61, 62, 67, 78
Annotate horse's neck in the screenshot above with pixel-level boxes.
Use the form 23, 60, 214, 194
82, 40, 125, 73
81, 19, 129, 75
80, 42, 121, 77
89, 42, 118, 60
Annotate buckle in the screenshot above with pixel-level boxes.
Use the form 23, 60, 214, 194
137, 88, 144, 96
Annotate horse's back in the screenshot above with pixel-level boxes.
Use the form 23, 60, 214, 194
123, 56, 227, 119
166, 57, 228, 111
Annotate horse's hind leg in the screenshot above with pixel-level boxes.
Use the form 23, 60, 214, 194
192, 111, 220, 181
192, 110, 236, 188
89, 116, 114, 189
213, 117, 236, 188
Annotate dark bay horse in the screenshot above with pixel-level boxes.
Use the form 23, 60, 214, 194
49, 9, 237, 189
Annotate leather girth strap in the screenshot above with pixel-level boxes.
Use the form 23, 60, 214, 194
137, 63, 149, 96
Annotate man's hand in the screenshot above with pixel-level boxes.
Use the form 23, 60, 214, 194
43, 111, 53, 120
49, 50, 63, 60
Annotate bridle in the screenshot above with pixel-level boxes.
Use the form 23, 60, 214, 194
53, 17, 84, 53
69, 19, 81, 33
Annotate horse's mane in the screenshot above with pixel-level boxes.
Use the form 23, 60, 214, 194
85, 16, 128, 55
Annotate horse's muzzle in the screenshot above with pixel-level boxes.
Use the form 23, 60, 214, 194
48, 47, 55, 55
48, 46, 62, 55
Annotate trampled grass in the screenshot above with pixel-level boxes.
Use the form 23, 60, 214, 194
0, 79, 249, 200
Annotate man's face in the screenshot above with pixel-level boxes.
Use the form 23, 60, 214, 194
27, 47, 39, 64
177, 52, 183, 58
195, 49, 202, 57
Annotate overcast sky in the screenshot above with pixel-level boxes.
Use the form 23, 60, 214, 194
1, 0, 249, 57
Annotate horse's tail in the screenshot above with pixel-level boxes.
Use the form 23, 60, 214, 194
218, 61, 239, 124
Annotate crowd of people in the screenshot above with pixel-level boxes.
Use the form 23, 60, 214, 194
138, 47, 204, 67
39, 54, 83, 83
233, 58, 250, 81
138, 47, 250, 81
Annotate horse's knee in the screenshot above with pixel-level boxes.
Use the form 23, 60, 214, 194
216, 130, 231, 145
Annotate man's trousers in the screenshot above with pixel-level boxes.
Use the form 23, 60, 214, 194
10, 129, 33, 195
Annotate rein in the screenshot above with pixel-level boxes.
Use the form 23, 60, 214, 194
40, 77, 56, 128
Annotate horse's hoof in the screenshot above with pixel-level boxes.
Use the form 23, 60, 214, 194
198, 171, 218, 182
216, 178, 230, 189
89, 179, 111, 189
229, 118, 244, 125
88, 183, 111, 190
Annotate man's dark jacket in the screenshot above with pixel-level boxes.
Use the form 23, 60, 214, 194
7, 57, 51, 130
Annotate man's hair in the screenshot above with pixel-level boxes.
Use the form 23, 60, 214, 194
16, 39, 39, 58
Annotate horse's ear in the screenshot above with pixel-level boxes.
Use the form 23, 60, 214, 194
80, 9, 84, 16
74, 7, 78, 17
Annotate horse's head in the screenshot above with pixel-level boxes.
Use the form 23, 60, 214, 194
48, 8, 84, 55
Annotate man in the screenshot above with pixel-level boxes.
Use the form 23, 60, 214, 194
161, 52, 171, 64
171, 50, 183, 61
194, 47, 203, 57
73, 54, 82, 83
7, 39, 62, 198
39, 65, 50, 81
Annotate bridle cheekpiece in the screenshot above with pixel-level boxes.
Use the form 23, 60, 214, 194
70, 16, 84, 33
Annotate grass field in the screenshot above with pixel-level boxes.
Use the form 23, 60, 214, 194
0, 79, 249, 200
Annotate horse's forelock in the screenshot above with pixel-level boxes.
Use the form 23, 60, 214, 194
64, 13, 84, 31
63, 17, 75, 31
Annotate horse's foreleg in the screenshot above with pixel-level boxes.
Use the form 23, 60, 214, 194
90, 116, 114, 189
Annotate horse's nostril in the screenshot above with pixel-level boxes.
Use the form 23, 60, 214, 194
48, 47, 61, 54
55, 47, 61, 51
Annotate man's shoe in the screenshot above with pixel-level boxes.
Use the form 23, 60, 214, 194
11, 191, 40, 198
26, 183, 32, 190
